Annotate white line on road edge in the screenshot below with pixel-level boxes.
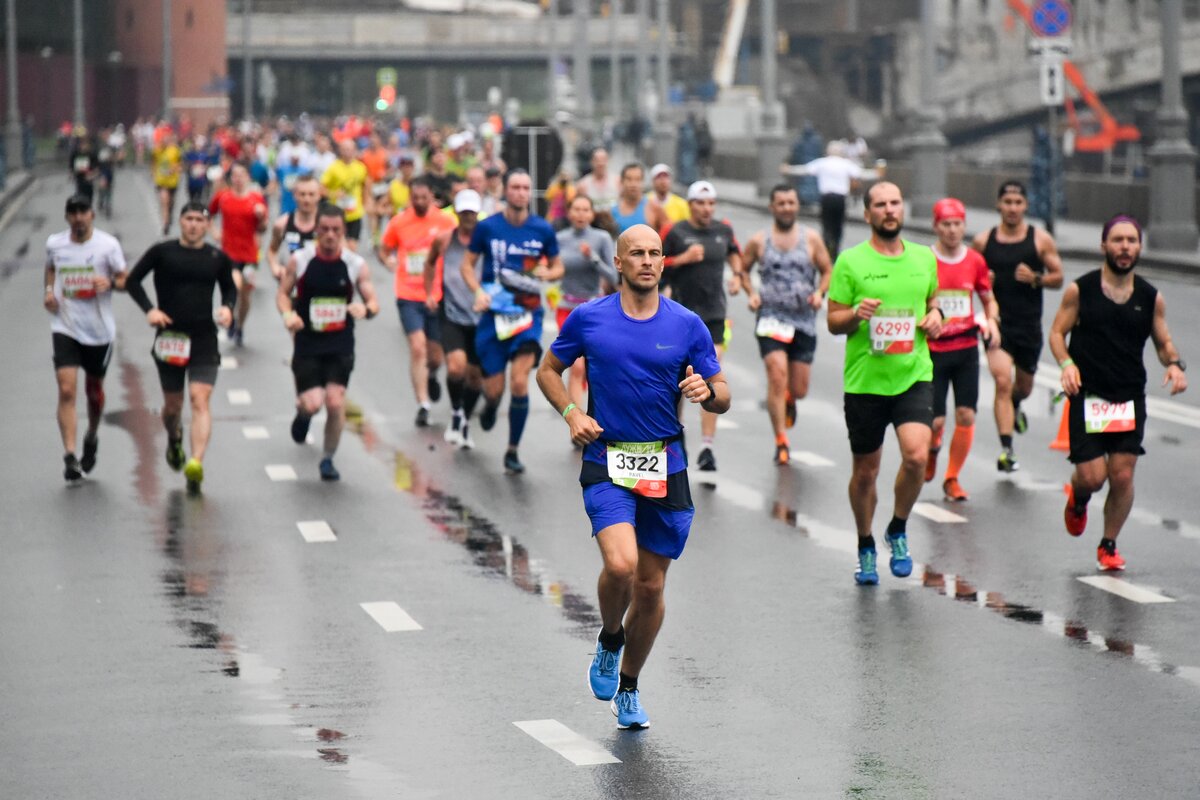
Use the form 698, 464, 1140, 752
265, 464, 298, 481
221, 356, 239, 369
912, 502, 968, 524
1077, 576, 1176, 604
716, 418, 740, 430
242, 426, 270, 440
359, 601, 423, 632
790, 450, 835, 467
512, 720, 620, 766
296, 520, 337, 543
227, 389, 253, 405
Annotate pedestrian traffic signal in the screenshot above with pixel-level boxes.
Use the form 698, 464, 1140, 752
376, 84, 396, 112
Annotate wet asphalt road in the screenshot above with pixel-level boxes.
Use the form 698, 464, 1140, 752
3, 171, 1200, 799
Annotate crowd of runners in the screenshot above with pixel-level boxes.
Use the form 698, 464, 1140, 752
46, 113, 1187, 729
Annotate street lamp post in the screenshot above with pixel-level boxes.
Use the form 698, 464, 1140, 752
908, 0, 947, 216
73, 0, 84, 127
5, 0, 21, 169
574, 0, 594, 135
756, 0, 789, 196
609, 0, 620, 124
1148, 0, 1199, 252
652, 0, 675, 168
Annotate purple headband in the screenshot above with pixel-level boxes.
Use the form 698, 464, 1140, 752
1102, 214, 1143, 243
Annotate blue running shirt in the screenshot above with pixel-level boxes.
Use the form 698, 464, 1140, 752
551, 293, 721, 474
469, 212, 560, 311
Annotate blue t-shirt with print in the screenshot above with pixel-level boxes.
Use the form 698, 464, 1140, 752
468, 212, 560, 312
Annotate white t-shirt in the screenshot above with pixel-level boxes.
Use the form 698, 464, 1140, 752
46, 229, 127, 345
307, 150, 337, 181
575, 172, 621, 211
805, 156, 862, 197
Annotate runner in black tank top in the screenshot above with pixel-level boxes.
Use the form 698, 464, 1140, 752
1048, 214, 1187, 572
972, 180, 1063, 473
268, 173, 321, 281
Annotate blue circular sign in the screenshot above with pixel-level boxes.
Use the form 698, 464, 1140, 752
1031, 0, 1072, 37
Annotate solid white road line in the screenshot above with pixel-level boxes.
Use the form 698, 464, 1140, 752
242, 426, 270, 440
512, 720, 620, 766
790, 450, 835, 467
912, 502, 968, 524
716, 418, 740, 430
227, 389, 253, 405
359, 601, 423, 632
265, 464, 298, 481
1077, 576, 1176, 604
222, 356, 239, 369
296, 520, 337, 543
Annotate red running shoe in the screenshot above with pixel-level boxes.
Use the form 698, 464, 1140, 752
1097, 542, 1126, 571
1064, 483, 1088, 537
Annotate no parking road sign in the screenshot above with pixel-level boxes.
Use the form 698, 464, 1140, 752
1031, 0, 1072, 37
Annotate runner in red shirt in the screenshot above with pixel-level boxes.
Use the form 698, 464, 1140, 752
209, 162, 267, 346
926, 198, 1001, 501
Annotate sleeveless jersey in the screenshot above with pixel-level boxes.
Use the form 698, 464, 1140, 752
441, 233, 482, 327
757, 225, 818, 336
293, 245, 365, 356
283, 212, 316, 255
1067, 270, 1157, 402
983, 226, 1045, 329
612, 197, 649, 233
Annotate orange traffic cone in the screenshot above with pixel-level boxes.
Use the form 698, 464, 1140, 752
1049, 398, 1071, 451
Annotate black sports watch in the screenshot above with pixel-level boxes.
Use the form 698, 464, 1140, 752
1168, 359, 1187, 372
703, 380, 716, 402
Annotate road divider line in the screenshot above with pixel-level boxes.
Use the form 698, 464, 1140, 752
912, 502, 967, 524
242, 426, 270, 440
360, 601, 423, 632
296, 520, 336, 543
1077, 576, 1176, 604
265, 464, 298, 481
512, 720, 620, 766
715, 418, 740, 430
790, 450, 835, 467
227, 389, 252, 405
222, 356, 239, 369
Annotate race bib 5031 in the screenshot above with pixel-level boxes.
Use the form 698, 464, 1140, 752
936, 290, 971, 321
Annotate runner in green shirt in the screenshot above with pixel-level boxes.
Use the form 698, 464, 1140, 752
827, 182, 943, 586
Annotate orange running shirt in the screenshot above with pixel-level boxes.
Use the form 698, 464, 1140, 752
381, 206, 456, 301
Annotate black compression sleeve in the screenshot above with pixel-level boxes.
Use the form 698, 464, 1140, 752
217, 253, 238, 310
125, 246, 157, 313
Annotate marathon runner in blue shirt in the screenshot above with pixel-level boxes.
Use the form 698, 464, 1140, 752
537, 223, 730, 730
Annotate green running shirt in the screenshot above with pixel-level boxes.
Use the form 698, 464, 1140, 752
828, 239, 938, 396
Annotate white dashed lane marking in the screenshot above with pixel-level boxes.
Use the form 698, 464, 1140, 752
1077, 576, 1176, 604
790, 450, 835, 467
227, 389, 252, 405
912, 502, 968, 524
221, 356, 239, 369
296, 520, 337, 543
265, 464, 298, 481
512, 720, 620, 766
242, 426, 270, 440
360, 601, 423, 632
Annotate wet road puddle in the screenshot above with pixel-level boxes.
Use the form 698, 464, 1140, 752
349, 411, 602, 635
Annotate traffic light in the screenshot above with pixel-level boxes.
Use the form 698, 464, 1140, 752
376, 84, 396, 112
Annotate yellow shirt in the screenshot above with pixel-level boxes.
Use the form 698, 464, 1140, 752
388, 178, 411, 214
153, 145, 182, 189
321, 159, 369, 222
650, 191, 690, 224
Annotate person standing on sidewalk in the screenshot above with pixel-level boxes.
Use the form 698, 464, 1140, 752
827, 182, 942, 586
926, 198, 1001, 501
972, 180, 1063, 473
1048, 214, 1187, 571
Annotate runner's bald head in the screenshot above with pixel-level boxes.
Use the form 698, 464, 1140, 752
616, 224, 661, 257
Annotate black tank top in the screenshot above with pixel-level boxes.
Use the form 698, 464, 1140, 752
1067, 270, 1157, 401
283, 212, 316, 254
983, 226, 1045, 328
294, 249, 363, 356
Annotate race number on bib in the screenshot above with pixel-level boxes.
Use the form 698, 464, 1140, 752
310, 297, 348, 332
869, 308, 915, 355
405, 251, 428, 276
190, 163, 207, 179
154, 332, 191, 366
283, 173, 299, 191
337, 194, 359, 212
606, 440, 667, 498
74, 157, 90, 173
494, 311, 533, 341
1083, 395, 1136, 434
755, 316, 795, 343
936, 290, 971, 321
60, 266, 96, 299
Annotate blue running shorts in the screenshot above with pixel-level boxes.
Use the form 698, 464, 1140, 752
582, 480, 695, 560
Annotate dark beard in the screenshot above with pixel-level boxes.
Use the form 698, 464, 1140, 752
774, 218, 796, 231
1105, 251, 1138, 275
871, 221, 902, 240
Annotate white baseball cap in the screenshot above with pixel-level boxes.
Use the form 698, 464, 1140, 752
454, 189, 482, 214
686, 180, 717, 201
446, 133, 465, 150
649, 162, 671, 178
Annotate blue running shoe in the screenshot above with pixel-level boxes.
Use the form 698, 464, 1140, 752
319, 457, 340, 481
588, 634, 621, 701
855, 547, 879, 586
886, 531, 913, 578
611, 689, 649, 729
